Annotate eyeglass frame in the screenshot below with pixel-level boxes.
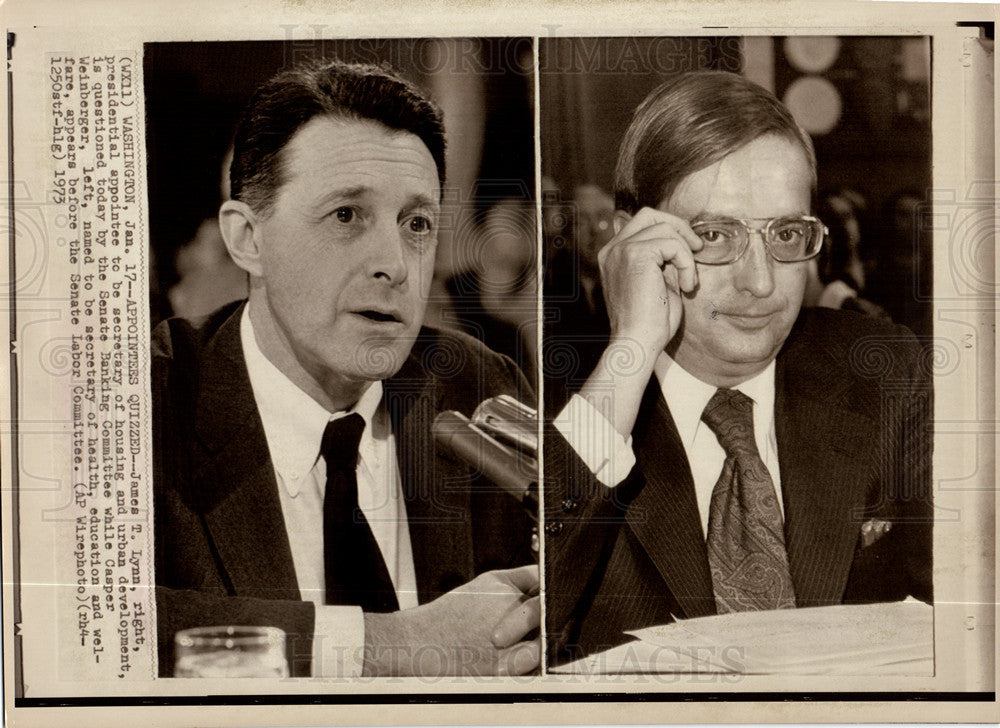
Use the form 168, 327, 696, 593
689, 215, 828, 265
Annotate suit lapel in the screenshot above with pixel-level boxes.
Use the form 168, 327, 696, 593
626, 381, 716, 619
775, 328, 876, 608
191, 305, 300, 599
191, 318, 479, 604
386, 340, 474, 602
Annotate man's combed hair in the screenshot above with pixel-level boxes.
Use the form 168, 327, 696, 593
230, 59, 447, 215
614, 71, 817, 215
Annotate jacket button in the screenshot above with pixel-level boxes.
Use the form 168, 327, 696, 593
561, 497, 577, 513
545, 521, 564, 536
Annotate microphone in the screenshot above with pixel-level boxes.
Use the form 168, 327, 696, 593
432, 395, 538, 520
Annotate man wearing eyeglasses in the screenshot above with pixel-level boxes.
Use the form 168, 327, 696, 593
544, 71, 933, 663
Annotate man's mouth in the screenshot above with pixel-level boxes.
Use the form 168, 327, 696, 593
720, 310, 781, 329
354, 309, 404, 324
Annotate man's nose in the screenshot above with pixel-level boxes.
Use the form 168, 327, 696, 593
733, 232, 776, 298
366, 224, 409, 285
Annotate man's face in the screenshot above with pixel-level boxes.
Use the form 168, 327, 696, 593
661, 134, 813, 386
250, 116, 440, 405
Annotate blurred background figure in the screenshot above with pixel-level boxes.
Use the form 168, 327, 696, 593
569, 183, 616, 296
866, 190, 934, 337
542, 179, 616, 410
169, 217, 249, 319
166, 148, 249, 319
447, 196, 538, 382
804, 188, 889, 319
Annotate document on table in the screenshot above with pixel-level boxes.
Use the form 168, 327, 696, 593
552, 598, 933, 675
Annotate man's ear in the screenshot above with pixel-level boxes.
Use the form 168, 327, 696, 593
612, 209, 632, 236
219, 199, 264, 278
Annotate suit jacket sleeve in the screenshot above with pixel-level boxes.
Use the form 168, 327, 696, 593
542, 422, 631, 660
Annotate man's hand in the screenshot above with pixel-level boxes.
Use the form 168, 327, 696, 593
599, 207, 702, 356
580, 208, 702, 436
362, 565, 539, 677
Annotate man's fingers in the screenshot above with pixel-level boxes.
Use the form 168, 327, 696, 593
603, 233, 699, 294
616, 218, 703, 254
496, 563, 539, 596
491, 595, 540, 648
597, 207, 704, 264
496, 639, 540, 676
661, 241, 699, 293
614, 206, 677, 238
614, 207, 704, 251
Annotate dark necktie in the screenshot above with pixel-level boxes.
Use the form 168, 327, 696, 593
701, 388, 796, 613
321, 413, 399, 612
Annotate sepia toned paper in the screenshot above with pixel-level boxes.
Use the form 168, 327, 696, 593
1, 0, 996, 725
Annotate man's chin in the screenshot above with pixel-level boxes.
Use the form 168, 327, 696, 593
348, 338, 415, 381
674, 331, 788, 386
715, 338, 786, 373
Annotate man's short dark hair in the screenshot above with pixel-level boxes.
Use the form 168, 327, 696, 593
614, 71, 817, 215
230, 59, 447, 215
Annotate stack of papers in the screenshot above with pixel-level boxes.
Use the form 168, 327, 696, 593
553, 598, 933, 675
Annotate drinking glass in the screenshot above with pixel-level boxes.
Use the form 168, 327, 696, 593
174, 626, 289, 678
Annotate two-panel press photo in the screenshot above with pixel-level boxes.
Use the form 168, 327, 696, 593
1, 4, 997, 726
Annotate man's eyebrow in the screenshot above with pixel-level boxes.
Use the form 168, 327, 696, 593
314, 185, 371, 205
689, 212, 734, 223
405, 192, 440, 210
690, 211, 810, 223
310, 188, 439, 211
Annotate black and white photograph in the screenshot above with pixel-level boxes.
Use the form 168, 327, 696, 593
0, 2, 996, 726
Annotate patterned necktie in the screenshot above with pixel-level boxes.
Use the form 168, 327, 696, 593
701, 388, 796, 613
321, 413, 399, 612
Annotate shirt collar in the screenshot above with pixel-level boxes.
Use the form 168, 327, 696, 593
240, 306, 383, 496
654, 351, 776, 449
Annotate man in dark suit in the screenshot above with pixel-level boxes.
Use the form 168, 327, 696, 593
544, 71, 932, 664
153, 60, 538, 678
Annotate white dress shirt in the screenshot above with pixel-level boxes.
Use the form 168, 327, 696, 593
654, 353, 783, 535
240, 307, 418, 677
556, 353, 783, 536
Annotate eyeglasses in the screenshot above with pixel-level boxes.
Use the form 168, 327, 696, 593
690, 216, 827, 265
